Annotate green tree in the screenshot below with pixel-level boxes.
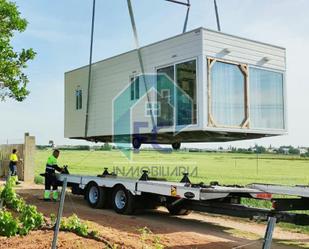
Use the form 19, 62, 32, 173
0, 0, 36, 101
101, 142, 112, 151
254, 144, 266, 154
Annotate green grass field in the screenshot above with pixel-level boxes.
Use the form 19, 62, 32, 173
34, 149, 309, 234
35, 149, 309, 186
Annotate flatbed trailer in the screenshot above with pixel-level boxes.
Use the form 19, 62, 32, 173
55, 169, 309, 226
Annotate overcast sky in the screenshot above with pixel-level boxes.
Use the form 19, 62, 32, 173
0, 0, 308, 148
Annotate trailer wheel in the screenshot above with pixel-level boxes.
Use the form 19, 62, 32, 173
167, 205, 191, 215
86, 182, 108, 209
112, 185, 135, 214
172, 142, 181, 150
132, 137, 141, 149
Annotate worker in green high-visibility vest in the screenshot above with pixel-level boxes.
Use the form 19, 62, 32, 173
44, 149, 63, 201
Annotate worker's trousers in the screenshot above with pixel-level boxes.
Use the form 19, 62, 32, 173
45, 173, 58, 191
9, 162, 17, 176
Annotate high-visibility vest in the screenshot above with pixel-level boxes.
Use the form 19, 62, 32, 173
45, 155, 58, 174
10, 153, 18, 165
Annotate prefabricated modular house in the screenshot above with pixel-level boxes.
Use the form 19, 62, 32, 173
64, 27, 286, 149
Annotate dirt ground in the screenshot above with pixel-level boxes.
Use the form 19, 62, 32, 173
1, 182, 309, 249
0, 230, 105, 249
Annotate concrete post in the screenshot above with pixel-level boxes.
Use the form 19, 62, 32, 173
23, 133, 36, 182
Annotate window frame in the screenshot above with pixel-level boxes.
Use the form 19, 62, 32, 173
156, 64, 175, 127
75, 89, 82, 110
207, 57, 286, 130
155, 57, 198, 128
130, 75, 140, 101
248, 65, 285, 130
207, 57, 249, 129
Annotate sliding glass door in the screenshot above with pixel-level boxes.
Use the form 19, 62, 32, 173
156, 59, 197, 128
157, 66, 174, 127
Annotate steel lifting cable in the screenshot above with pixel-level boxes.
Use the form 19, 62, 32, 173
126, 0, 157, 132
126, 0, 193, 133
85, 0, 220, 137
183, 0, 190, 33
213, 0, 221, 31
85, 0, 96, 138
164, 0, 191, 33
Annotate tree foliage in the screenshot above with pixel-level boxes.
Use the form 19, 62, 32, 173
0, 0, 36, 101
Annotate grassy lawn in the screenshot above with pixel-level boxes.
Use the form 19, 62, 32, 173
35, 149, 309, 185
34, 149, 309, 234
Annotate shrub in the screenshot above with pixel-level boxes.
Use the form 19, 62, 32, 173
0, 177, 44, 237
50, 213, 56, 225
1, 177, 25, 212
0, 210, 19, 237
60, 214, 89, 237
137, 227, 164, 249
11, 197, 26, 212
19, 204, 44, 235
34, 175, 44, 185
1, 178, 17, 207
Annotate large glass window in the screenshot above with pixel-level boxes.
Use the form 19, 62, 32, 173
156, 60, 197, 127
176, 60, 197, 125
249, 68, 284, 129
210, 61, 246, 126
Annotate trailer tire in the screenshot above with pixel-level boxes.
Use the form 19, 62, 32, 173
167, 206, 191, 215
86, 182, 108, 209
132, 137, 141, 150
112, 185, 135, 214
171, 142, 181, 150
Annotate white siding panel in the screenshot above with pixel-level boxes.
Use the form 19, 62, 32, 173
65, 27, 286, 140
81, 30, 202, 137
64, 67, 88, 138
203, 29, 286, 71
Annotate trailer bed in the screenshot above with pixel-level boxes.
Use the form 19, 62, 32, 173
55, 170, 309, 225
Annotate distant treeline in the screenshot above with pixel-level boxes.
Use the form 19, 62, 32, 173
228, 145, 309, 157
36, 143, 113, 151
36, 144, 309, 156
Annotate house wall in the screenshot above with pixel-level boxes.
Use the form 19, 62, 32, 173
65, 28, 203, 138
64, 27, 287, 140
202, 29, 286, 71
201, 28, 286, 133
64, 67, 88, 138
